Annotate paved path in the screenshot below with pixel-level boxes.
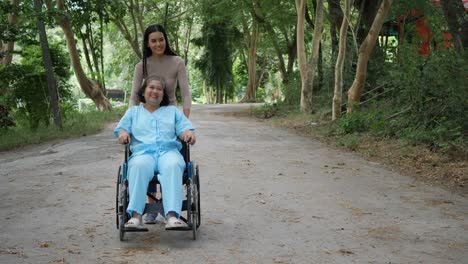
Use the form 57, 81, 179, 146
0, 104, 467, 263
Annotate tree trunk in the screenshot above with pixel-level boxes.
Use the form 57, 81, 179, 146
333, 0, 352, 120
296, 0, 308, 110
45, 0, 112, 111
440, 0, 468, 52
82, 38, 96, 80
300, 0, 323, 113
251, 0, 288, 84
1, 0, 19, 65
216, 79, 222, 104
347, 0, 393, 113
34, 0, 62, 128
241, 19, 259, 103
354, 0, 381, 44
183, 15, 194, 65
317, 42, 323, 91
108, 0, 143, 59
202, 81, 213, 104
328, 0, 344, 60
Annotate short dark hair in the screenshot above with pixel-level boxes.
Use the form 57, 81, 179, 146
137, 76, 170, 106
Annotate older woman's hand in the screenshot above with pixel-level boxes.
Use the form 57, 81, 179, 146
180, 130, 196, 145
118, 130, 131, 144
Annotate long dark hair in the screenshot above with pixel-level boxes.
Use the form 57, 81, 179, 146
137, 76, 170, 106
142, 24, 177, 78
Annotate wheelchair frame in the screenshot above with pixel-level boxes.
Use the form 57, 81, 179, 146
116, 141, 200, 241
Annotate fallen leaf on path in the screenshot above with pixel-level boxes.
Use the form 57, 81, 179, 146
49, 257, 67, 264
338, 249, 354, 255
67, 249, 80, 254
0, 247, 24, 256
38, 241, 50, 248
206, 219, 223, 224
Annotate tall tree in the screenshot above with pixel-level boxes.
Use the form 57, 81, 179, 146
440, 0, 468, 52
1, 0, 19, 65
34, 0, 62, 127
240, 18, 260, 102
328, 0, 344, 60
105, 0, 145, 59
193, 0, 237, 104
70, 0, 108, 90
300, 0, 323, 113
333, 0, 352, 120
347, 0, 393, 113
353, 0, 381, 44
44, 0, 111, 110
250, 0, 297, 87
296, 0, 308, 107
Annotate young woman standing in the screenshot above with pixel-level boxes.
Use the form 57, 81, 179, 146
129, 24, 191, 118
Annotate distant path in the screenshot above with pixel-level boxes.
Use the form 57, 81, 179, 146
0, 103, 467, 263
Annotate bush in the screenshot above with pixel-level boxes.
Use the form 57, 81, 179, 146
386, 47, 467, 141
339, 112, 369, 134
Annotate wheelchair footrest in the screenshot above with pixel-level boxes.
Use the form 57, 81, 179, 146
165, 223, 194, 231
123, 227, 149, 232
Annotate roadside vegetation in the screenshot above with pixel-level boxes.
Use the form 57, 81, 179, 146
252, 46, 467, 193
0, 107, 125, 151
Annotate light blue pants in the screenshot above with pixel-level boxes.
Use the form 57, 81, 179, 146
126, 150, 185, 218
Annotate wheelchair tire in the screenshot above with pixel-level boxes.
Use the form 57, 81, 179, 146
195, 165, 201, 228
119, 183, 129, 241
189, 164, 201, 239
116, 166, 121, 229
188, 177, 197, 240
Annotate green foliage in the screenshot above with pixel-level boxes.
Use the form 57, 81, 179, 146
386, 47, 467, 143
232, 56, 248, 101
193, 1, 242, 103
0, 43, 72, 130
0, 104, 15, 129
0, 106, 126, 151
281, 73, 301, 108
339, 112, 369, 134
192, 14, 239, 102
337, 133, 361, 151
251, 103, 278, 119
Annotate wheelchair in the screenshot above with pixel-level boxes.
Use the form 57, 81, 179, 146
116, 141, 200, 241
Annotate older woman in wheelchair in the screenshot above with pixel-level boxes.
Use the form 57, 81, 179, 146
114, 75, 199, 240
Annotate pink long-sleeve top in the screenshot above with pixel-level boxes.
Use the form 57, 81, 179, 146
129, 55, 191, 111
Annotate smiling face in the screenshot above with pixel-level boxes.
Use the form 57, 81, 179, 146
143, 79, 164, 106
147, 32, 166, 56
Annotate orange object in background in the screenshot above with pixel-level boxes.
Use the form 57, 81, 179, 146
413, 15, 432, 55
442, 32, 453, 49
392, 0, 468, 55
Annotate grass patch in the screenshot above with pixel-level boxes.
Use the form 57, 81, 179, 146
0, 107, 126, 152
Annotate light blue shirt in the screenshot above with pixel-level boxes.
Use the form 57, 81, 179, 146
114, 105, 194, 157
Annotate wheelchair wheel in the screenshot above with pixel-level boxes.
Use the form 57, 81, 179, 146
190, 165, 200, 239
195, 165, 201, 228
119, 183, 129, 241
115, 166, 121, 229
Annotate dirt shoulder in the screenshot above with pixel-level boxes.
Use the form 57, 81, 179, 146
257, 114, 468, 196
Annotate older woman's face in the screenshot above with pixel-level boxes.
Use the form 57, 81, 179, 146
144, 79, 164, 106
147, 32, 166, 56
